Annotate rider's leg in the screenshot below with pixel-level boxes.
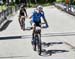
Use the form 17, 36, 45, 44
22, 18, 25, 31
19, 16, 21, 26
20, 17, 23, 29
20, 16, 25, 30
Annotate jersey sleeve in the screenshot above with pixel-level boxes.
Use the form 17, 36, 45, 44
32, 11, 35, 17
41, 11, 45, 19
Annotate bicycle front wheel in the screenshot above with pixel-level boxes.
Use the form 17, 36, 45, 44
37, 34, 42, 55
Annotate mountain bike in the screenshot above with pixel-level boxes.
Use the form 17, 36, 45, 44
32, 23, 48, 55
33, 26, 41, 55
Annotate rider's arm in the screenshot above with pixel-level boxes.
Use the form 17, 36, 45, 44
41, 12, 47, 23
29, 15, 33, 19
24, 9, 28, 17
18, 10, 21, 23
19, 10, 21, 19
29, 12, 34, 19
19, 10, 21, 17
41, 11, 48, 27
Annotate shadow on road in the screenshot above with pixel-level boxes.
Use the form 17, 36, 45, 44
0, 36, 21, 40
40, 42, 69, 56
0, 20, 12, 31
41, 49, 69, 56
42, 42, 63, 47
0, 35, 32, 40
0, 56, 29, 58
0, 36, 70, 56
1, 32, 75, 40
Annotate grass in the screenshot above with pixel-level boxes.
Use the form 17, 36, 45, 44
0, 5, 7, 12
0, 3, 50, 12
0, 4, 16, 11
56, 0, 65, 3
41, 3, 51, 6
29, 3, 50, 8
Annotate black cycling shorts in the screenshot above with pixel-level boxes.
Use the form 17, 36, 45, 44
34, 21, 41, 27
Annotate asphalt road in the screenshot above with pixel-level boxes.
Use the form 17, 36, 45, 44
0, 6, 75, 59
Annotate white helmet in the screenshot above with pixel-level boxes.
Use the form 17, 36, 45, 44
36, 5, 43, 10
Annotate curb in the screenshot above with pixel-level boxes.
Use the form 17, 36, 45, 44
54, 3, 75, 16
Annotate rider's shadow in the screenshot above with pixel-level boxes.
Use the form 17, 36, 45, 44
41, 42, 69, 56
41, 49, 69, 56
42, 42, 63, 47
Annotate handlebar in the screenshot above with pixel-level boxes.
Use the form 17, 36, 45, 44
25, 22, 48, 30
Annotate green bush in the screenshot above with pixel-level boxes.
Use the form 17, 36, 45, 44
56, 0, 65, 3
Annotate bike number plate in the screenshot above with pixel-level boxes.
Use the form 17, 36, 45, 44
36, 27, 41, 31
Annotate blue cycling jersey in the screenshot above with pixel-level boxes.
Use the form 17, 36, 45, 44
32, 11, 45, 23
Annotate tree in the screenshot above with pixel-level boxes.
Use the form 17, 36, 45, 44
15, 0, 20, 4
49, 0, 56, 3
70, 0, 73, 5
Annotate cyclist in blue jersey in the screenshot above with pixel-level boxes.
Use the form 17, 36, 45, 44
30, 9, 41, 26
29, 5, 48, 40
36, 5, 48, 27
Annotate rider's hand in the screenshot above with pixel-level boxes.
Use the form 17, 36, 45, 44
29, 17, 31, 19
46, 24, 49, 28
29, 15, 32, 19
26, 16, 28, 18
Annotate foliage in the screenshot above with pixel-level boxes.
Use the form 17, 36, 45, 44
56, 0, 65, 3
